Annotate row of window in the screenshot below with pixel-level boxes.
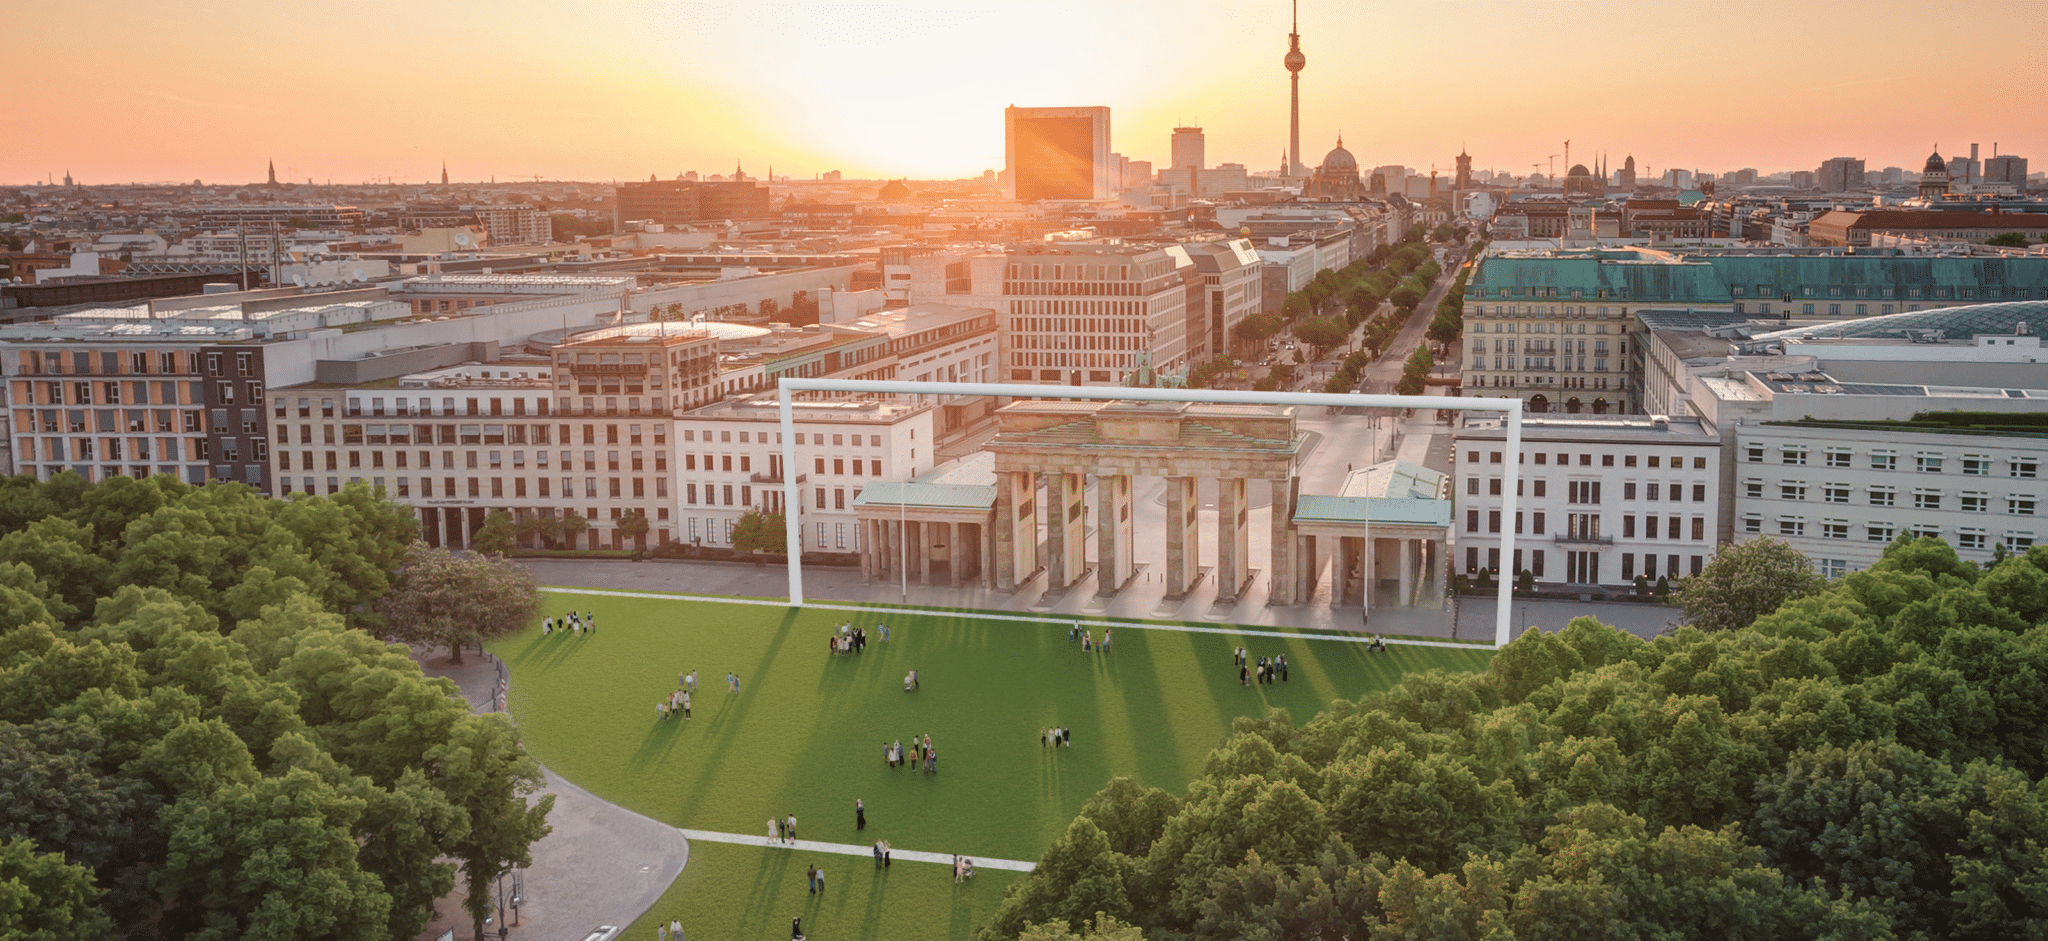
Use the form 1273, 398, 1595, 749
1746, 444, 2039, 477
277, 422, 669, 447
1463, 547, 1706, 582
25, 436, 230, 463
1743, 479, 2037, 514
1464, 509, 1707, 541
278, 475, 670, 500
278, 449, 670, 473
15, 350, 219, 376
1468, 450, 1709, 469
1743, 515, 2035, 551
1466, 478, 1708, 503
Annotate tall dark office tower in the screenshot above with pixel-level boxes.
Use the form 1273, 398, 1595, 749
1004, 106, 1113, 201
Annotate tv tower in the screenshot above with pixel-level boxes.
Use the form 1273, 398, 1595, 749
1284, 0, 1306, 177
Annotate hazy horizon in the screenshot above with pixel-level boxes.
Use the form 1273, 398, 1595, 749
13, 0, 2046, 187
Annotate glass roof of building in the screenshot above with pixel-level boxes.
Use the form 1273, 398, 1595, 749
1752, 300, 2048, 341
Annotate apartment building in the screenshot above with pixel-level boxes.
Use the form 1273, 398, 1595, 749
6, 334, 271, 486
1454, 414, 1723, 587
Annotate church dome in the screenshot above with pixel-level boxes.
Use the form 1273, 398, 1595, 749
1923, 150, 1948, 174
1319, 138, 1356, 171
1568, 164, 1591, 177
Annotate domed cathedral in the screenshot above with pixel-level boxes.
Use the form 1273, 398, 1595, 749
1919, 147, 1951, 199
1562, 162, 1602, 197
1302, 136, 1367, 199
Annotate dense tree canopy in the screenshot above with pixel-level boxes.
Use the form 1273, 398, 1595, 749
984, 537, 2048, 940
377, 543, 541, 664
0, 474, 552, 941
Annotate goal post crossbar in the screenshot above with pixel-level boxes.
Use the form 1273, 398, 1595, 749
774, 378, 1523, 648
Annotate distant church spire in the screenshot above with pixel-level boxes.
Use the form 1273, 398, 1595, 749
441, 160, 449, 186
267, 159, 277, 186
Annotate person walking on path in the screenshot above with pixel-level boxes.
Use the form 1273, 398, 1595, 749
768, 817, 779, 844
786, 813, 798, 843
855, 798, 866, 831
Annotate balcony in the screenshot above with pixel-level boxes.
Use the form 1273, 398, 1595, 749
750, 471, 808, 485
1553, 533, 1614, 546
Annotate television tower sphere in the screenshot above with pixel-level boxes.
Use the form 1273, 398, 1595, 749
1285, 46, 1305, 73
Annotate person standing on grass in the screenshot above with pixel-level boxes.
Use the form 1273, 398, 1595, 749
1103, 627, 1111, 652
855, 798, 866, 831
806, 864, 817, 894
671, 919, 681, 941
682, 689, 691, 719
815, 867, 824, 893
687, 670, 697, 694
1240, 663, 1249, 686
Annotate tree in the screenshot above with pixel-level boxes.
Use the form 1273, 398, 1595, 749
730, 509, 786, 554
1985, 232, 2030, 248
1427, 311, 1461, 346
558, 511, 590, 550
1293, 315, 1348, 353
1232, 314, 1284, 347
615, 509, 650, 550
1673, 536, 1825, 632
375, 544, 540, 663
0, 835, 113, 940
432, 715, 554, 941
470, 510, 516, 556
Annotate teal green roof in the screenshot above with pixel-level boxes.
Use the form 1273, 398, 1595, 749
1294, 495, 1452, 527
851, 482, 995, 511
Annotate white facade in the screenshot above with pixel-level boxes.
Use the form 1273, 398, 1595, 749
1734, 422, 2045, 577
675, 398, 934, 553
1455, 415, 1723, 587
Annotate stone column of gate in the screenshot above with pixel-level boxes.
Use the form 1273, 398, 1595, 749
1046, 471, 1086, 592
950, 521, 966, 587
1398, 536, 1416, 607
1095, 474, 1134, 597
918, 520, 934, 586
1267, 475, 1298, 605
993, 470, 1025, 592
1297, 533, 1317, 605
1163, 476, 1199, 599
1216, 478, 1250, 604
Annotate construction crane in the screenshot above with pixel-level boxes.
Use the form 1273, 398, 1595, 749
1545, 155, 1560, 180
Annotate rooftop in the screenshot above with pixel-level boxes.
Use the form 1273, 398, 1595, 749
1751, 299, 2047, 341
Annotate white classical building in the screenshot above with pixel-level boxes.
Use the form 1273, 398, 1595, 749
675, 396, 933, 553
1455, 414, 1724, 587
1731, 402, 2046, 578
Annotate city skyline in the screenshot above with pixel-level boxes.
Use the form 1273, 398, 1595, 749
11, 0, 2048, 186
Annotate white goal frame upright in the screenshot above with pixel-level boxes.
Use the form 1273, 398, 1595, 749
775, 379, 1524, 648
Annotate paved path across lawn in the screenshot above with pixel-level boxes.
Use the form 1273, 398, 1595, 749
679, 829, 1036, 872
413, 649, 690, 941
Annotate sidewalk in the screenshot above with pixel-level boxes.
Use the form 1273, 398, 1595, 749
412, 648, 689, 941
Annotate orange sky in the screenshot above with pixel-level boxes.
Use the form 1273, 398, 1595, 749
12, 0, 2047, 186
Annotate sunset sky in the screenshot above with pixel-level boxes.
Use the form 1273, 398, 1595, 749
14, 0, 2047, 186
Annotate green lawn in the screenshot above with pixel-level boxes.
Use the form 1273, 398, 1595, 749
493, 590, 1493, 940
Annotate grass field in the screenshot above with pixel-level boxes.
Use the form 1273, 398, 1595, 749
492, 589, 1494, 940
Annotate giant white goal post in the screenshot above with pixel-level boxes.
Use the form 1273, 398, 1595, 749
774, 379, 1524, 648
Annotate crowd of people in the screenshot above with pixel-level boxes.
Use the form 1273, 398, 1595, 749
1234, 647, 1290, 685
1067, 622, 1111, 653
830, 622, 871, 654
541, 610, 595, 637
1040, 726, 1072, 747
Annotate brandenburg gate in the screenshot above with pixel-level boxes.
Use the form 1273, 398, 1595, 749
983, 398, 1306, 605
